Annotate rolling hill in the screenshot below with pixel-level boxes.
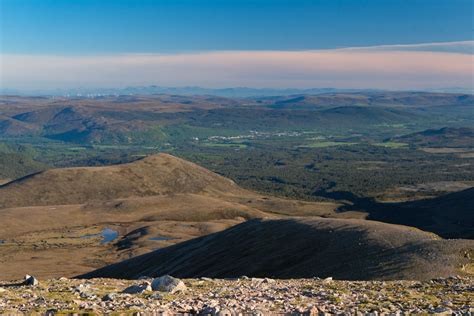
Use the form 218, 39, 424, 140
0, 144, 47, 182
0, 153, 471, 280
0, 153, 245, 208
80, 217, 473, 281
258, 92, 474, 109
1, 92, 472, 144
390, 127, 474, 148
0, 154, 344, 279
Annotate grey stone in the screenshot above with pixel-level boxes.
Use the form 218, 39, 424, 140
149, 293, 163, 300
80, 291, 95, 299
200, 306, 220, 315
102, 293, 116, 301
432, 307, 453, 316
151, 275, 187, 293
122, 284, 151, 294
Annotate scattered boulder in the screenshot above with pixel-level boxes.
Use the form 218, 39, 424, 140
122, 283, 152, 294
73, 284, 96, 299
263, 278, 275, 283
24, 275, 39, 286
201, 277, 214, 282
44, 309, 57, 316
148, 293, 163, 300
323, 277, 333, 284
151, 275, 187, 293
432, 307, 453, 316
200, 306, 220, 315
102, 293, 116, 302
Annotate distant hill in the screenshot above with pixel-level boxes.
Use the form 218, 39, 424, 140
0, 92, 472, 144
1, 86, 363, 97
389, 127, 474, 148
0, 153, 245, 208
80, 217, 473, 281
0, 144, 47, 181
5, 86, 474, 97
318, 106, 416, 124
259, 92, 474, 109
0, 115, 41, 136
0, 95, 233, 144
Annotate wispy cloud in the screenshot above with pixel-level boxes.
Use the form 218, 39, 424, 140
1, 41, 473, 90
337, 40, 474, 55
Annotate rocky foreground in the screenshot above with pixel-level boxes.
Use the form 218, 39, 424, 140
0, 276, 473, 315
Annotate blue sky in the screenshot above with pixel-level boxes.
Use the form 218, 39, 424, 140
1, 0, 472, 54
0, 0, 473, 90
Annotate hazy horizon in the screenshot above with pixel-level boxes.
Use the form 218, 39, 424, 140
1, 0, 473, 91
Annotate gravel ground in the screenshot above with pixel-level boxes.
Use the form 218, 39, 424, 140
0, 276, 473, 315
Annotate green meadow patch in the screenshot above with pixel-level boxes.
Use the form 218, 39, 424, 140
202, 142, 248, 149
299, 141, 358, 148
373, 142, 408, 148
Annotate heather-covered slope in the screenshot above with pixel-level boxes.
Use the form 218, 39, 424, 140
0, 153, 244, 208
81, 217, 473, 281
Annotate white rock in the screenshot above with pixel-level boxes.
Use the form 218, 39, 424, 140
323, 277, 333, 283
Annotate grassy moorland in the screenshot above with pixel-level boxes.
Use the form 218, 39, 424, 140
0, 92, 472, 282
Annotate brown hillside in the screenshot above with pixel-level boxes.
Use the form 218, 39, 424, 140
0, 154, 245, 208
80, 217, 474, 281
0, 154, 344, 279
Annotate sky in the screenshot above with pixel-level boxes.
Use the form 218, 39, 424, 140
0, 0, 473, 91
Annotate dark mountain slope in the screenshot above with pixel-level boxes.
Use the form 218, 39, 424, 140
80, 217, 473, 281
367, 187, 474, 239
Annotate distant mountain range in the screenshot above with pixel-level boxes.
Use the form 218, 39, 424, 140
2, 86, 473, 97
0, 93, 472, 145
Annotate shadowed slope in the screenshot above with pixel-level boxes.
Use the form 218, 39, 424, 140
80, 217, 473, 281
0, 153, 245, 208
367, 187, 474, 239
